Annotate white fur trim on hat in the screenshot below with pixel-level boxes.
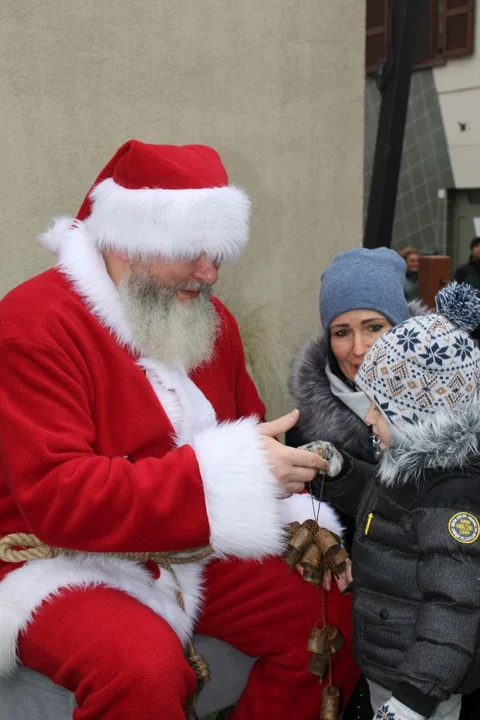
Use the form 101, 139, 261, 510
82, 178, 250, 262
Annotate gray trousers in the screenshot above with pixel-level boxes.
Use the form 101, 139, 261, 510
368, 680, 462, 720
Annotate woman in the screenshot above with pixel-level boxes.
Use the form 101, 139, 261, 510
289, 247, 417, 469
288, 247, 425, 720
399, 245, 420, 301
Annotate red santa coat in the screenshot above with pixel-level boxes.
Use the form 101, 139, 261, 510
0, 220, 342, 675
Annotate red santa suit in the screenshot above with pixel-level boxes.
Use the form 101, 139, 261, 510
0, 140, 359, 719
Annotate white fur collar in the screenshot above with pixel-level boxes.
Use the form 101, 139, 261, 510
378, 402, 480, 487
41, 217, 137, 351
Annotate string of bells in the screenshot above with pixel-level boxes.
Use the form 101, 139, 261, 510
284, 519, 350, 720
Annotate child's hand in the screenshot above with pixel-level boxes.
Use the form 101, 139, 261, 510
299, 441, 343, 477
322, 558, 353, 593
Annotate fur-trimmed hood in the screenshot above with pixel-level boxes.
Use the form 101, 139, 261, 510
378, 402, 480, 487
289, 333, 374, 461
289, 300, 430, 462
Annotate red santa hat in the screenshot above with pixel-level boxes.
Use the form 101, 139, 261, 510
43, 139, 251, 263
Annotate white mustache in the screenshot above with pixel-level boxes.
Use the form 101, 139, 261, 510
175, 282, 210, 294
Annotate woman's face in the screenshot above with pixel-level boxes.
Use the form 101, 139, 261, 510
329, 309, 392, 382
406, 252, 420, 272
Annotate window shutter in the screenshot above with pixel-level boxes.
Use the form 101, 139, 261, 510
441, 0, 475, 58
366, 0, 389, 73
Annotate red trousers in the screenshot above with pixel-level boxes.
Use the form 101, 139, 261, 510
18, 556, 359, 719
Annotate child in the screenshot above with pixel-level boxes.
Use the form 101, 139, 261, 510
309, 282, 480, 720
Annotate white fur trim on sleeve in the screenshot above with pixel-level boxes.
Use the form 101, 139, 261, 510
192, 417, 287, 559
279, 494, 344, 539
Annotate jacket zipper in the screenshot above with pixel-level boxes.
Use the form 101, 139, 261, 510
364, 512, 374, 535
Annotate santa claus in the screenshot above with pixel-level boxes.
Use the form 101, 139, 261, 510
0, 139, 358, 719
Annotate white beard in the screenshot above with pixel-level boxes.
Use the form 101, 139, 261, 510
118, 273, 220, 373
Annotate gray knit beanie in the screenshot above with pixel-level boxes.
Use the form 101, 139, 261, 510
320, 247, 409, 330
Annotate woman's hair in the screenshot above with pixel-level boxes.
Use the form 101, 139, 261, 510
398, 246, 419, 260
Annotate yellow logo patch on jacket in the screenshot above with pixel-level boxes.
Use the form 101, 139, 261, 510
448, 512, 480, 544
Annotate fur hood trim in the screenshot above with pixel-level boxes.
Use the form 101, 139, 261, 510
289, 301, 430, 458
378, 402, 480, 487
289, 333, 372, 458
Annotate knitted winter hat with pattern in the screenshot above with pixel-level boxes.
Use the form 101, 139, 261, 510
355, 282, 480, 427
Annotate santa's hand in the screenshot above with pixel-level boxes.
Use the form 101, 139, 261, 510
299, 441, 343, 477
373, 698, 426, 720
258, 410, 328, 495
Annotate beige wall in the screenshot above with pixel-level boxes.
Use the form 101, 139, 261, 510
1, 0, 365, 418
434, 10, 480, 189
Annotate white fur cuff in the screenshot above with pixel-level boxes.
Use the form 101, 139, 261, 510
192, 418, 287, 559
279, 494, 344, 539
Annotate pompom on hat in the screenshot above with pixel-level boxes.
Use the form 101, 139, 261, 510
41, 139, 251, 263
355, 282, 480, 427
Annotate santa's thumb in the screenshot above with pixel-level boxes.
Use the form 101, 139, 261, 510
259, 409, 300, 438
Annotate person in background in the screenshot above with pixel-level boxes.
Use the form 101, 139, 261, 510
310, 282, 480, 720
399, 246, 420, 301
454, 237, 480, 290
0, 139, 357, 720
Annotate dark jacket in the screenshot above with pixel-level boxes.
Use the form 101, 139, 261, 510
404, 271, 418, 302
454, 259, 480, 290
323, 404, 480, 718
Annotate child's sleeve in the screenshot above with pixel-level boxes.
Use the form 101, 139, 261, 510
319, 451, 374, 517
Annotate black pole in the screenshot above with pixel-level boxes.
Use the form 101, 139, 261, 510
363, 0, 416, 249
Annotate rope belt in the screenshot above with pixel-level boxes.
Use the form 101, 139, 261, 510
0, 532, 214, 565
0, 533, 214, 720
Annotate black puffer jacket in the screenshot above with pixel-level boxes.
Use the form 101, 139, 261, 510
324, 404, 480, 718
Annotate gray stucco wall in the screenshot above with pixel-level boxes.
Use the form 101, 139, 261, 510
1, 1, 365, 417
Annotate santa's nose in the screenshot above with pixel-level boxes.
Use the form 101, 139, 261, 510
192, 255, 219, 285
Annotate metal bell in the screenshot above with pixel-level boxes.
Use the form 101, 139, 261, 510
326, 624, 344, 653
300, 542, 322, 583
300, 542, 322, 569
314, 528, 349, 574
303, 563, 325, 586
284, 545, 304, 570
307, 626, 327, 654
285, 521, 301, 539
303, 518, 320, 534
314, 528, 339, 554
288, 525, 315, 552
307, 651, 329, 679
320, 684, 340, 720
326, 546, 349, 576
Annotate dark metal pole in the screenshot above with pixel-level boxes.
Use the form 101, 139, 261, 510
363, 0, 416, 249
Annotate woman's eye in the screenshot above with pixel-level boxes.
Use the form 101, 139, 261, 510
369, 324, 384, 333
333, 329, 349, 338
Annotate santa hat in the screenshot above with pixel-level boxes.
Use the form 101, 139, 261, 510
355, 282, 480, 427
42, 139, 251, 262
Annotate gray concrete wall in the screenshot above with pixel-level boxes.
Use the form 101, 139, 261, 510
1, 0, 365, 418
